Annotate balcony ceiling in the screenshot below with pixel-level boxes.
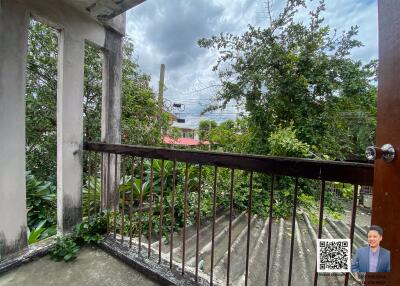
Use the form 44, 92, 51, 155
64, 0, 145, 20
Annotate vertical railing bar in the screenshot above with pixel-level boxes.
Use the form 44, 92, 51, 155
87, 152, 91, 218
121, 157, 126, 243
244, 171, 253, 286
313, 180, 326, 286
159, 160, 165, 264
100, 153, 104, 212
94, 153, 97, 215
210, 165, 218, 286
195, 164, 203, 281
107, 152, 111, 233
148, 159, 154, 258
129, 156, 135, 248
170, 159, 177, 269
182, 162, 189, 275
344, 184, 358, 286
226, 168, 234, 286
288, 177, 299, 286
265, 175, 275, 286
113, 154, 118, 240
139, 157, 144, 254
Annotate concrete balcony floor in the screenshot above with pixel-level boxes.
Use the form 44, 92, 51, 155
0, 246, 159, 286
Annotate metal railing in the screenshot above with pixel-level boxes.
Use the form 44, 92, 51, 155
83, 142, 374, 286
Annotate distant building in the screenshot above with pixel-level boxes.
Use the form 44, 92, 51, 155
177, 127, 198, 139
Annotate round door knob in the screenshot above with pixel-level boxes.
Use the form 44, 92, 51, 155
365, 146, 377, 161
381, 143, 395, 162
365, 144, 395, 163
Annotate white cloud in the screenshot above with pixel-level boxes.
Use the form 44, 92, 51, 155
126, 0, 378, 128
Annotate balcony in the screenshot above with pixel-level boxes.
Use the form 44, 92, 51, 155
76, 142, 373, 285
1, 1, 399, 285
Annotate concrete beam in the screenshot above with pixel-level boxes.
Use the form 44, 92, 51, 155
17, 0, 106, 48
0, 0, 29, 258
103, 12, 126, 36
85, 0, 145, 21
56, 30, 85, 234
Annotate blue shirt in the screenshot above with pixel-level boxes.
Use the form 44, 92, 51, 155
351, 245, 390, 272
369, 246, 380, 272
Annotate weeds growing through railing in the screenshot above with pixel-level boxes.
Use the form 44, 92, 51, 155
49, 212, 107, 262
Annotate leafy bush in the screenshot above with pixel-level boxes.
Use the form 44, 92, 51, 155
50, 212, 107, 262
50, 236, 80, 262
268, 125, 312, 157
27, 220, 54, 244
74, 212, 107, 245
26, 171, 57, 243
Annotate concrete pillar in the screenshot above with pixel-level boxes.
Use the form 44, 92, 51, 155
101, 28, 123, 209
0, 1, 29, 258
56, 29, 85, 234
102, 28, 122, 144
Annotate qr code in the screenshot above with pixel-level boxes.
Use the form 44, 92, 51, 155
317, 239, 351, 273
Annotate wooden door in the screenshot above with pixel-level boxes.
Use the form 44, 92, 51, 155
369, 1, 400, 284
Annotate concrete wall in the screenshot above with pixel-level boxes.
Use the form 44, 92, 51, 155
0, 0, 124, 256
0, 0, 30, 258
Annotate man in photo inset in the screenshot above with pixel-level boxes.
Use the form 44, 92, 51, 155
351, 225, 390, 272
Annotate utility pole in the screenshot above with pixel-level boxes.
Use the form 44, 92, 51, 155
158, 64, 165, 133
208, 120, 212, 150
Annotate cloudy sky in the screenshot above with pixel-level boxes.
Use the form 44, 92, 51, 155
126, 0, 378, 128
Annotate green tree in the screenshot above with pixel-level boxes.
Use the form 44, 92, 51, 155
267, 124, 312, 157
199, 0, 376, 159
83, 44, 103, 142
209, 120, 239, 152
168, 127, 183, 140
26, 21, 58, 181
198, 119, 217, 141
121, 40, 170, 145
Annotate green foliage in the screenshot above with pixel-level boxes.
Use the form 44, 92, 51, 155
103, 161, 240, 239
50, 213, 107, 262
268, 125, 312, 157
26, 21, 58, 182
193, 0, 374, 217
324, 191, 344, 213
331, 182, 354, 200
26, 21, 171, 182
326, 208, 343, 221
198, 0, 377, 160
50, 237, 80, 262
26, 171, 57, 242
82, 173, 103, 217
168, 127, 183, 140
27, 220, 48, 244
83, 44, 103, 142
198, 118, 252, 153
74, 213, 108, 245
121, 40, 171, 146
198, 120, 218, 141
